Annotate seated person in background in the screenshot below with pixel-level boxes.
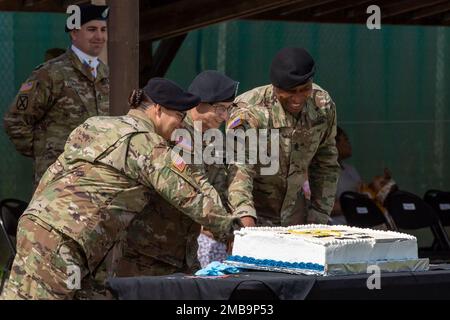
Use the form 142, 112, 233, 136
330, 127, 362, 225
331, 127, 397, 229
360, 168, 398, 229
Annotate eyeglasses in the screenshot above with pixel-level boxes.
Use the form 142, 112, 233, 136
209, 103, 230, 116
160, 106, 187, 122
178, 112, 187, 122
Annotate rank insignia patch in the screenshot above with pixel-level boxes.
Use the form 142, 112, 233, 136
227, 116, 243, 129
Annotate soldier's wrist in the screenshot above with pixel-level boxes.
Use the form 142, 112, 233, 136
239, 216, 256, 228
233, 205, 257, 221
307, 207, 330, 225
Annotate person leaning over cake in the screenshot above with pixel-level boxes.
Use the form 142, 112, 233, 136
115, 71, 256, 277
0, 78, 247, 300
226, 47, 340, 227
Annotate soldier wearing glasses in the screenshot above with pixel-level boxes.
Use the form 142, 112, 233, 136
1, 78, 250, 300
116, 71, 256, 277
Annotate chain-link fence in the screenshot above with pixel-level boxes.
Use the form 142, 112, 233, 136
0, 12, 69, 204
0, 14, 449, 263
167, 20, 450, 198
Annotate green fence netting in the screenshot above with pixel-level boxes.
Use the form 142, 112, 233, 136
0, 14, 448, 202
166, 20, 449, 198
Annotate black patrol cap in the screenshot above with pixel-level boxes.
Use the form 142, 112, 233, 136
65, 4, 110, 32
270, 47, 316, 90
188, 70, 239, 103
144, 78, 200, 111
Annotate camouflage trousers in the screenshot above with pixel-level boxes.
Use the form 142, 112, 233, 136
115, 241, 194, 277
0, 216, 110, 300
256, 193, 309, 227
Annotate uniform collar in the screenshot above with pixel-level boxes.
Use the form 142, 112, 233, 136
67, 46, 108, 82
183, 112, 194, 130
71, 45, 100, 70
267, 85, 326, 129
127, 109, 156, 131
182, 113, 200, 144
267, 85, 295, 129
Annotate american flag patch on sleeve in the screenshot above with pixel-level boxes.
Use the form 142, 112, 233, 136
19, 81, 35, 93
171, 153, 186, 172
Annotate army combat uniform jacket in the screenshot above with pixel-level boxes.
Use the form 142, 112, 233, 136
117, 114, 241, 276
226, 84, 339, 226
2, 109, 240, 300
3, 48, 109, 187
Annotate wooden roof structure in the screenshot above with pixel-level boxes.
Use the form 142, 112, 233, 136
1, 0, 449, 35
1, 0, 449, 115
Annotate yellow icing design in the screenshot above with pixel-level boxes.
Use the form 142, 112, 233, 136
288, 229, 342, 238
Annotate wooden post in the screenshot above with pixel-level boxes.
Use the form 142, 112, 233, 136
106, 0, 139, 116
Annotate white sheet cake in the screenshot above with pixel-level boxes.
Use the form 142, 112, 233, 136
225, 224, 429, 276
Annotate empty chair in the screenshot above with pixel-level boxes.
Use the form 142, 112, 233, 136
424, 190, 450, 227
0, 199, 29, 294
385, 190, 450, 252
340, 191, 389, 228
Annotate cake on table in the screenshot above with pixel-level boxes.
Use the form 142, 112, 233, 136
225, 224, 429, 276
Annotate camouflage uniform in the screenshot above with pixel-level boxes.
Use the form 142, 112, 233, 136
1, 109, 241, 300
3, 48, 110, 187
116, 114, 235, 277
226, 84, 339, 226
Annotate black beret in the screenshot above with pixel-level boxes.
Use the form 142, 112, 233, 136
65, 4, 109, 32
188, 70, 239, 103
270, 47, 316, 90
144, 78, 200, 112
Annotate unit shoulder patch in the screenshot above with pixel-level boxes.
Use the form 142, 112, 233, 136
16, 95, 29, 111
227, 116, 243, 129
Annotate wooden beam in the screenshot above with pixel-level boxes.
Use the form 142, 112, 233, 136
149, 34, 187, 78
288, 0, 445, 22
245, 0, 335, 19
270, 0, 336, 16
107, 0, 139, 116
411, 2, 450, 20
441, 11, 450, 24
0, 0, 88, 12
380, 0, 447, 19
311, 0, 374, 18
139, 0, 309, 41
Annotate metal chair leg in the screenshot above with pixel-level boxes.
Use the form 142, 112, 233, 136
0, 269, 7, 295
0, 255, 14, 296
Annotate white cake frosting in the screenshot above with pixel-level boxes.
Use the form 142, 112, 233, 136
229, 224, 418, 268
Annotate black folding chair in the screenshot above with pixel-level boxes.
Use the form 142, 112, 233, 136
340, 191, 390, 228
0, 199, 28, 294
385, 190, 450, 259
424, 190, 450, 227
